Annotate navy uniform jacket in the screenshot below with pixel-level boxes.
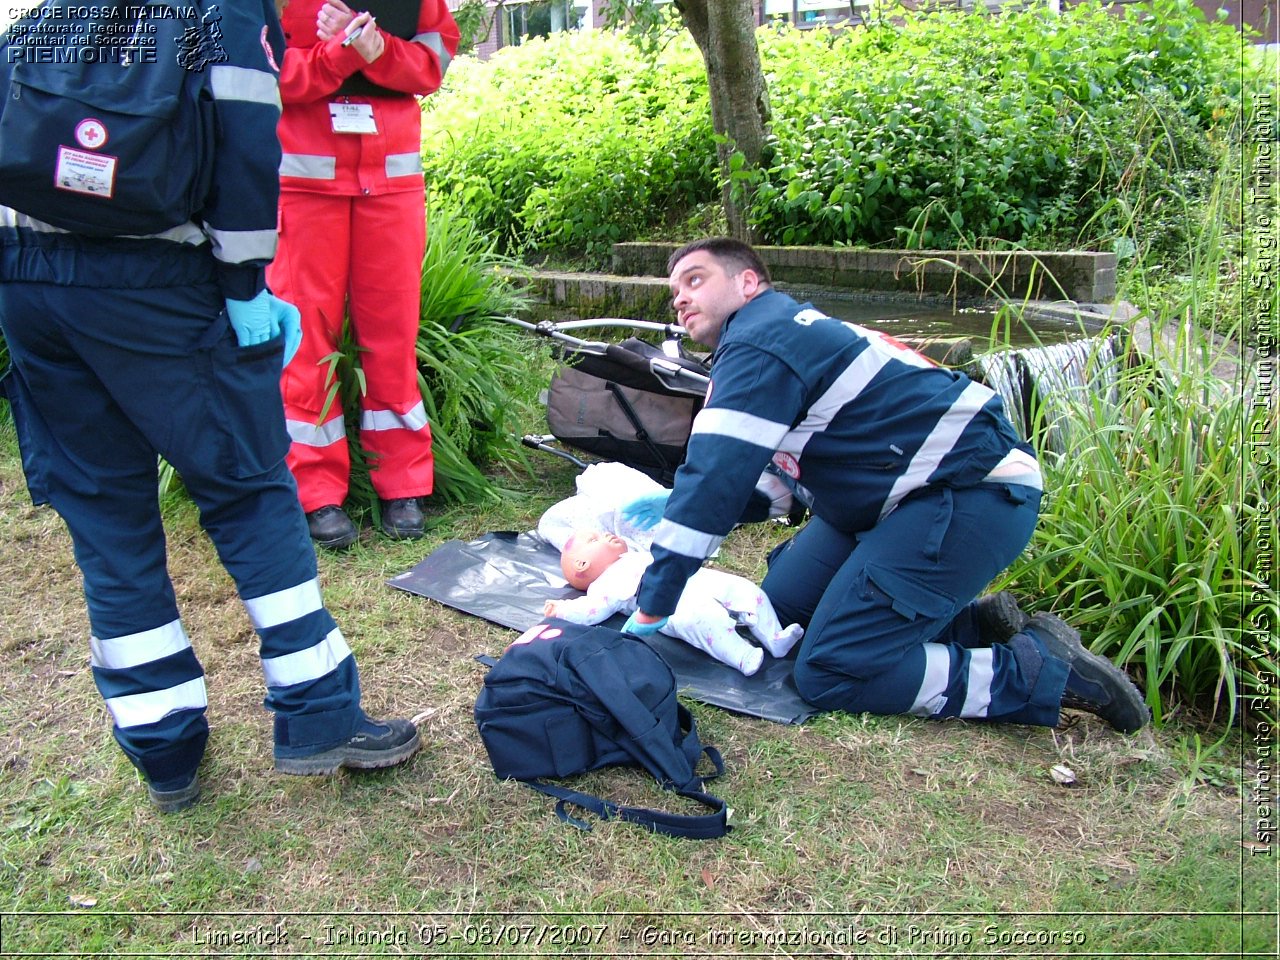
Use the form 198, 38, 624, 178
0, 0, 284, 301
635, 288, 1039, 618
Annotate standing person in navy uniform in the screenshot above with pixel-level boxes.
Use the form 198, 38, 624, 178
0, 0, 421, 813
269, 0, 459, 549
622, 238, 1148, 734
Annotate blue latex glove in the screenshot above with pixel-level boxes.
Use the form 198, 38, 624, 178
225, 290, 273, 346
620, 490, 671, 531
622, 612, 669, 637
226, 291, 304, 368
270, 294, 303, 367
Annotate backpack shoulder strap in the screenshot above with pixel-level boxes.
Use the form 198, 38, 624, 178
676, 704, 723, 786
569, 637, 701, 790
523, 780, 730, 840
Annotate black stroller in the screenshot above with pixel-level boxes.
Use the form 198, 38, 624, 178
503, 317, 711, 487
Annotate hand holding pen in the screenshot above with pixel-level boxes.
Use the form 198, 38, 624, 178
316, 2, 383, 62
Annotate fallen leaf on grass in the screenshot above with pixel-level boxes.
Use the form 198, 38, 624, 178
1049, 764, 1077, 786
701, 868, 716, 890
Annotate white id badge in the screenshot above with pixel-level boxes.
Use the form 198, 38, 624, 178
329, 102, 377, 134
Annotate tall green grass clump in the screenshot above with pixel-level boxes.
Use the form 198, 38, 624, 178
328, 201, 543, 510
1006, 330, 1269, 727
1001, 107, 1277, 727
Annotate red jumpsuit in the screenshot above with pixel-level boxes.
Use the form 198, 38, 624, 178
270, 0, 459, 512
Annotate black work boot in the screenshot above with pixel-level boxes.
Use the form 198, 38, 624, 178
381, 497, 424, 540
147, 772, 201, 813
1027, 613, 1150, 734
306, 505, 358, 550
275, 716, 421, 776
975, 590, 1030, 641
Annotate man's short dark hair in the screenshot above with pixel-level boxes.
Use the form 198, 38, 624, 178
667, 238, 772, 284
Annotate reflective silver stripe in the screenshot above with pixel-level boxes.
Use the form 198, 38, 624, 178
879, 380, 992, 520
908, 642, 950, 717
960, 648, 994, 718
981, 447, 1043, 491
781, 346, 891, 456
105, 677, 208, 728
280, 153, 337, 180
209, 64, 281, 109
360, 402, 428, 433
412, 31, 451, 75
286, 416, 347, 448
385, 152, 423, 179
653, 520, 723, 561
261, 628, 353, 688
244, 578, 324, 631
90, 619, 190, 671
1, 206, 207, 245
207, 226, 277, 264
692, 407, 789, 450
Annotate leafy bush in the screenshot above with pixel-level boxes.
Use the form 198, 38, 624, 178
420, 28, 716, 260
421, 0, 1258, 260
749, 0, 1247, 251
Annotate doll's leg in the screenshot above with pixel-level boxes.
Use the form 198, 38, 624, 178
695, 570, 803, 658
741, 591, 804, 658
666, 597, 764, 676
695, 569, 763, 626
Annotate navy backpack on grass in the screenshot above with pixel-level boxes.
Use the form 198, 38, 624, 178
474, 620, 730, 839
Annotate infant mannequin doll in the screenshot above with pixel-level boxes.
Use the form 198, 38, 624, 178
542, 527, 803, 677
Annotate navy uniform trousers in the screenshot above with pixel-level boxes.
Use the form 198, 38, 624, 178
0, 240, 363, 789
765, 481, 1069, 726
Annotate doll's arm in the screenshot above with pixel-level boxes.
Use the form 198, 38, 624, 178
543, 593, 627, 625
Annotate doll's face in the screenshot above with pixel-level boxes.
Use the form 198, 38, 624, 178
561, 529, 627, 590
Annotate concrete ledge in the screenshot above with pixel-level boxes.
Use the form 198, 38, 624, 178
519, 271, 977, 323
612, 243, 1116, 303
522, 271, 675, 321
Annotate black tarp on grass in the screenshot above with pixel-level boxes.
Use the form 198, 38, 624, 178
388, 532, 817, 725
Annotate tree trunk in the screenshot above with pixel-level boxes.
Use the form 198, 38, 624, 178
675, 0, 769, 241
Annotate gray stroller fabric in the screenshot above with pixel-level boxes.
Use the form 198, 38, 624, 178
388, 532, 817, 725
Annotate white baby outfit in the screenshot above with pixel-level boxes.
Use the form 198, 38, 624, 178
539, 463, 803, 676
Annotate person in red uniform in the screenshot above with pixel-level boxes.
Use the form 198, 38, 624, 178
269, 0, 459, 548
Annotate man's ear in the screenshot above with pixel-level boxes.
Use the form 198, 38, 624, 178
739, 269, 762, 299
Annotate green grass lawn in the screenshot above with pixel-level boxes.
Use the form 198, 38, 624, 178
0, 427, 1272, 957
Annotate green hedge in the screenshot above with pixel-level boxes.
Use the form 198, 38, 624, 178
420, 29, 716, 260
420, 0, 1255, 260
751, 0, 1239, 251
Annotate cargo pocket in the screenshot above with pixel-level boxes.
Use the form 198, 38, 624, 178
201, 324, 291, 479
861, 562, 957, 625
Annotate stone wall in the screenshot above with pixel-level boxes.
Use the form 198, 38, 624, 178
612, 243, 1116, 302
